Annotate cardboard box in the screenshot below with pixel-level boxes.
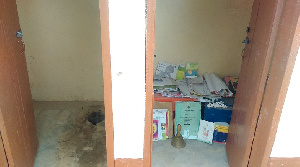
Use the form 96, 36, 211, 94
153, 101, 173, 138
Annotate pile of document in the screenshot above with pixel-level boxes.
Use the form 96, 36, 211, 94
153, 77, 181, 97
153, 61, 233, 98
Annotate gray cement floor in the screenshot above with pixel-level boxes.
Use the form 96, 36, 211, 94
152, 138, 229, 167
33, 101, 107, 167
33, 101, 228, 167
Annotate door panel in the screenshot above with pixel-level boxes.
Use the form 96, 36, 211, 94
0, 132, 8, 167
0, 0, 39, 166
248, 1, 300, 166
226, 0, 284, 166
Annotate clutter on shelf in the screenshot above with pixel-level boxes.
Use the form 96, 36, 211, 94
153, 61, 236, 99
153, 61, 238, 145
185, 62, 198, 78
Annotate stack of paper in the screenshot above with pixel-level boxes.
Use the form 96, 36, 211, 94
153, 61, 234, 99
204, 73, 233, 97
186, 75, 203, 84
153, 78, 181, 97
190, 81, 211, 96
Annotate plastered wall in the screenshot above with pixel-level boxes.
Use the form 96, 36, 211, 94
154, 0, 254, 78
16, 0, 104, 101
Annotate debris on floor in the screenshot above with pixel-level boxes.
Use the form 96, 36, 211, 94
57, 106, 107, 167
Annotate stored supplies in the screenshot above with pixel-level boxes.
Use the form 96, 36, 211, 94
175, 102, 201, 139
197, 120, 215, 144
213, 122, 229, 143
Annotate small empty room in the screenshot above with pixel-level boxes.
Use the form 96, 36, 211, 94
1, 0, 107, 166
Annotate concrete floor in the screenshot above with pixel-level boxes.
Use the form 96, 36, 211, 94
33, 101, 228, 167
152, 140, 229, 167
33, 101, 107, 167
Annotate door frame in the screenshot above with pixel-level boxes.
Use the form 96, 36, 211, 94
99, 0, 300, 166
99, 0, 156, 166
143, 0, 156, 166
99, 0, 114, 166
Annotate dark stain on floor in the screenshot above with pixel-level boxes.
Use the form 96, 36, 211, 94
58, 106, 107, 167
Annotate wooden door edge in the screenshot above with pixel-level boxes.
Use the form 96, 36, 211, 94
0, 114, 13, 166
99, 0, 114, 166
248, 1, 300, 166
0, 132, 8, 167
226, 0, 285, 166
268, 157, 300, 167
115, 158, 143, 166
143, 0, 156, 166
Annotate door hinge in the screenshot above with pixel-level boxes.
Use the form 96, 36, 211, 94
16, 29, 22, 38
242, 37, 250, 44
246, 27, 250, 33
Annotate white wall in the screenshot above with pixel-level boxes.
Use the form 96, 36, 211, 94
271, 47, 300, 157
109, 0, 146, 159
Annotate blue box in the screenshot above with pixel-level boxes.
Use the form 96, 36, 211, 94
204, 107, 232, 124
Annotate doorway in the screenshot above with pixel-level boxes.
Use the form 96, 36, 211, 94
0, 0, 108, 166
146, 0, 300, 167
151, 0, 253, 166
16, 0, 107, 166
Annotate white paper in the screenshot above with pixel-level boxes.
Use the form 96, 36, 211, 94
197, 120, 215, 144
155, 61, 178, 79
204, 72, 233, 97
176, 80, 193, 97
186, 75, 204, 84
191, 81, 211, 96
153, 78, 177, 86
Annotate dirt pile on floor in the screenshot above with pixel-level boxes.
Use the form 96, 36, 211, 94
57, 106, 107, 167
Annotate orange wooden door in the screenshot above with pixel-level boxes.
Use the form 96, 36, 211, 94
0, 133, 8, 167
0, 0, 39, 166
226, 0, 285, 166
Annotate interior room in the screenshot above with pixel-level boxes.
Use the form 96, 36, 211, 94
1, 0, 298, 166
152, 0, 254, 166
3, 0, 253, 166
15, 0, 107, 166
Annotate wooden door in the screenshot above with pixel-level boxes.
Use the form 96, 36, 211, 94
0, 0, 39, 166
0, 133, 8, 167
226, 0, 285, 166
